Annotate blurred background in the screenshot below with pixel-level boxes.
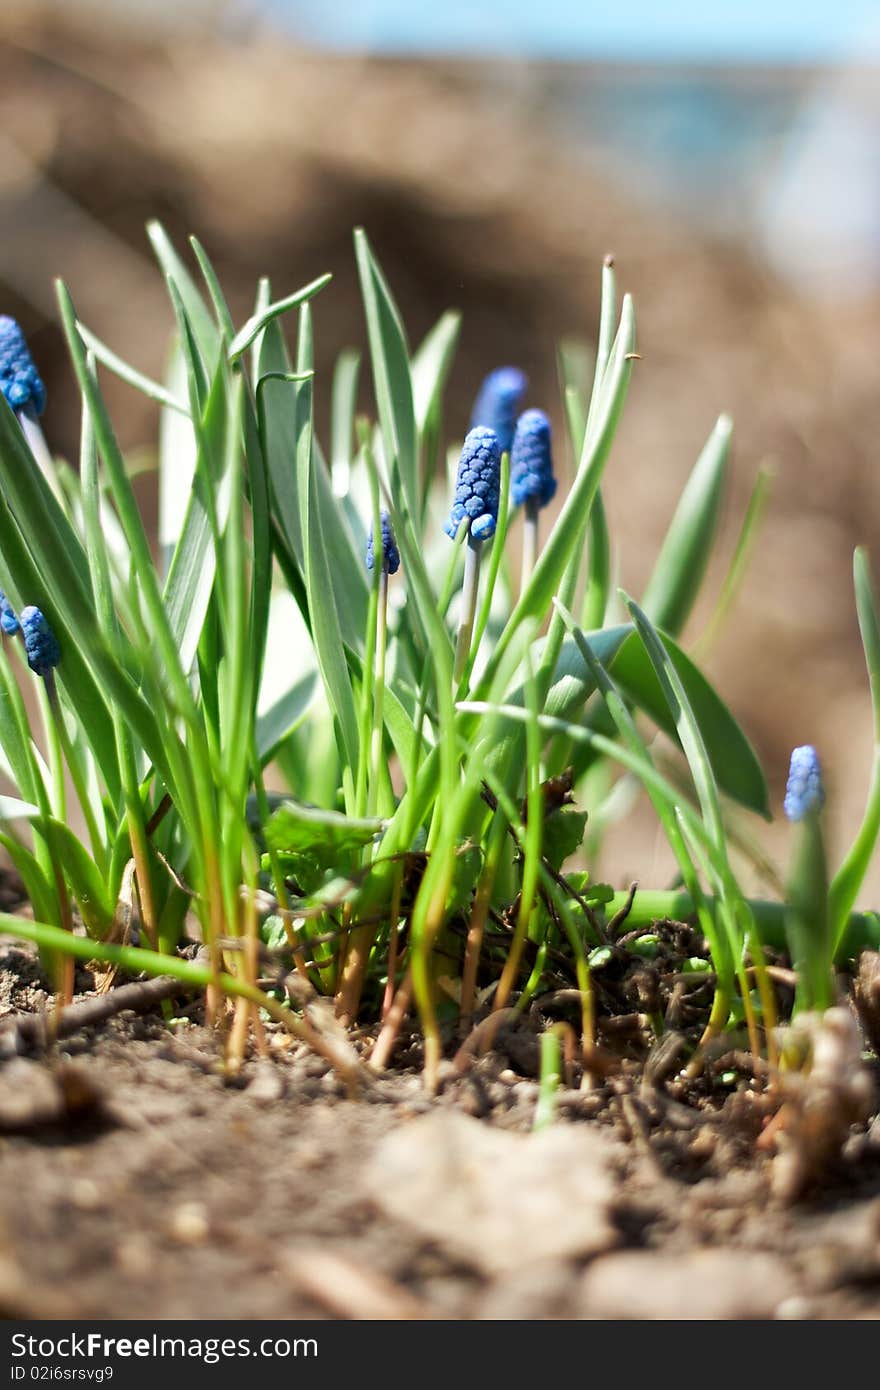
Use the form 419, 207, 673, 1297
2, 0, 879, 895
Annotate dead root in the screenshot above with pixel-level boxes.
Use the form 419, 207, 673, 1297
762, 1006, 875, 1201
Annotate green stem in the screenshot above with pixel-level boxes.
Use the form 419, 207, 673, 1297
521, 500, 539, 596
454, 534, 483, 685
601, 888, 879, 960
369, 569, 389, 820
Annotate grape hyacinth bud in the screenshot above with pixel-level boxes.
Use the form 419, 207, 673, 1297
784, 745, 825, 822
470, 367, 527, 456
444, 427, 502, 543
0, 591, 19, 637
365, 510, 401, 575
510, 408, 557, 510
0, 316, 46, 417
20, 606, 61, 677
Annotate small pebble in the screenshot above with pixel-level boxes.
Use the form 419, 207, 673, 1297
776, 1295, 814, 1320
169, 1202, 209, 1245
70, 1178, 102, 1211
115, 1234, 153, 1278
247, 1062, 285, 1105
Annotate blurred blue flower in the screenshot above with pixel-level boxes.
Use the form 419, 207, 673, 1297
784, 744, 824, 822
20, 606, 60, 677
510, 408, 556, 510
470, 367, 527, 455
0, 591, 19, 637
365, 509, 401, 575
445, 426, 501, 543
0, 316, 46, 417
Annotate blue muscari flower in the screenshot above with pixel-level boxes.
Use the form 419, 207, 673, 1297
470, 367, 527, 455
510, 408, 557, 510
784, 745, 825, 822
0, 316, 46, 417
444, 427, 501, 543
0, 591, 19, 637
365, 510, 400, 575
19, 606, 60, 677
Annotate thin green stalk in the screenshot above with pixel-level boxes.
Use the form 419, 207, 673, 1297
454, 535, 483, 685
495, 651, 542, 1010
830, 548, 880, 946
0, 914, 358, 1081
521, 500, 539, 596
369, 569, 389, 821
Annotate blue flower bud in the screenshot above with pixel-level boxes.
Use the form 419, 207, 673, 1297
470, 367, 527, 456
445, 427, 502, 543
365, 509, 401, 575
510, 408, 557, 510
0, 316, 46, 417
0, 591, 19, 637
784, 745, 824, 822
19, 606, 60, 677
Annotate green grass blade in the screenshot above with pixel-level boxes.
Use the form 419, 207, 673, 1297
693, 464, 772, 658
830, 547, 880, 941
354, 228, 418, 518
293, 360, 360, 779
624, 593, 728, 852
146, 220, 219, 367
483, 294, 636, 683
640, 414, 731, 638
76, 322, 189, 415
330, 349, 361, 495
228, 275, 333, 361
411, 310, 461, 441
189, 235, 236, 340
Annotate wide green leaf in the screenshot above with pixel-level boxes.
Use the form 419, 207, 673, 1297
610, 625, 769, 818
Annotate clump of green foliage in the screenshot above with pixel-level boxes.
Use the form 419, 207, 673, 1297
0, 228, 878, 1085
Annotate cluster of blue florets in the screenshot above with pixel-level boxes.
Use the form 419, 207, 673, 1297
0, 590, 19, 637
20, 606, 61, 677
365, 510, 401, 575
470, 367, 527, 456
510, 408, 556, 510
0, 316, 46, 416
783, 744, 824, 822
444, 427, 502, 543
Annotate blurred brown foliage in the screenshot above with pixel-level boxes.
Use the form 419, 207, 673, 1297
2, 3, 880, 891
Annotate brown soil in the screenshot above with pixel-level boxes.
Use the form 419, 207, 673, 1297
1, 926, 879, 1322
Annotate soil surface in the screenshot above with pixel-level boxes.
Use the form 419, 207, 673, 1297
1, 927, 880, 1321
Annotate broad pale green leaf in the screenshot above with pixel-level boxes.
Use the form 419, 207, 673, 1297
0, 834, 56, 928
265, 800, 383, 857
36, 817, 116, 939
610, 626, 769, 818
163, 362, 229, 673
330, 349, 361, 496
0, 397, 121, 801
0, 796, 40, 820
411, 310, 461, 440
